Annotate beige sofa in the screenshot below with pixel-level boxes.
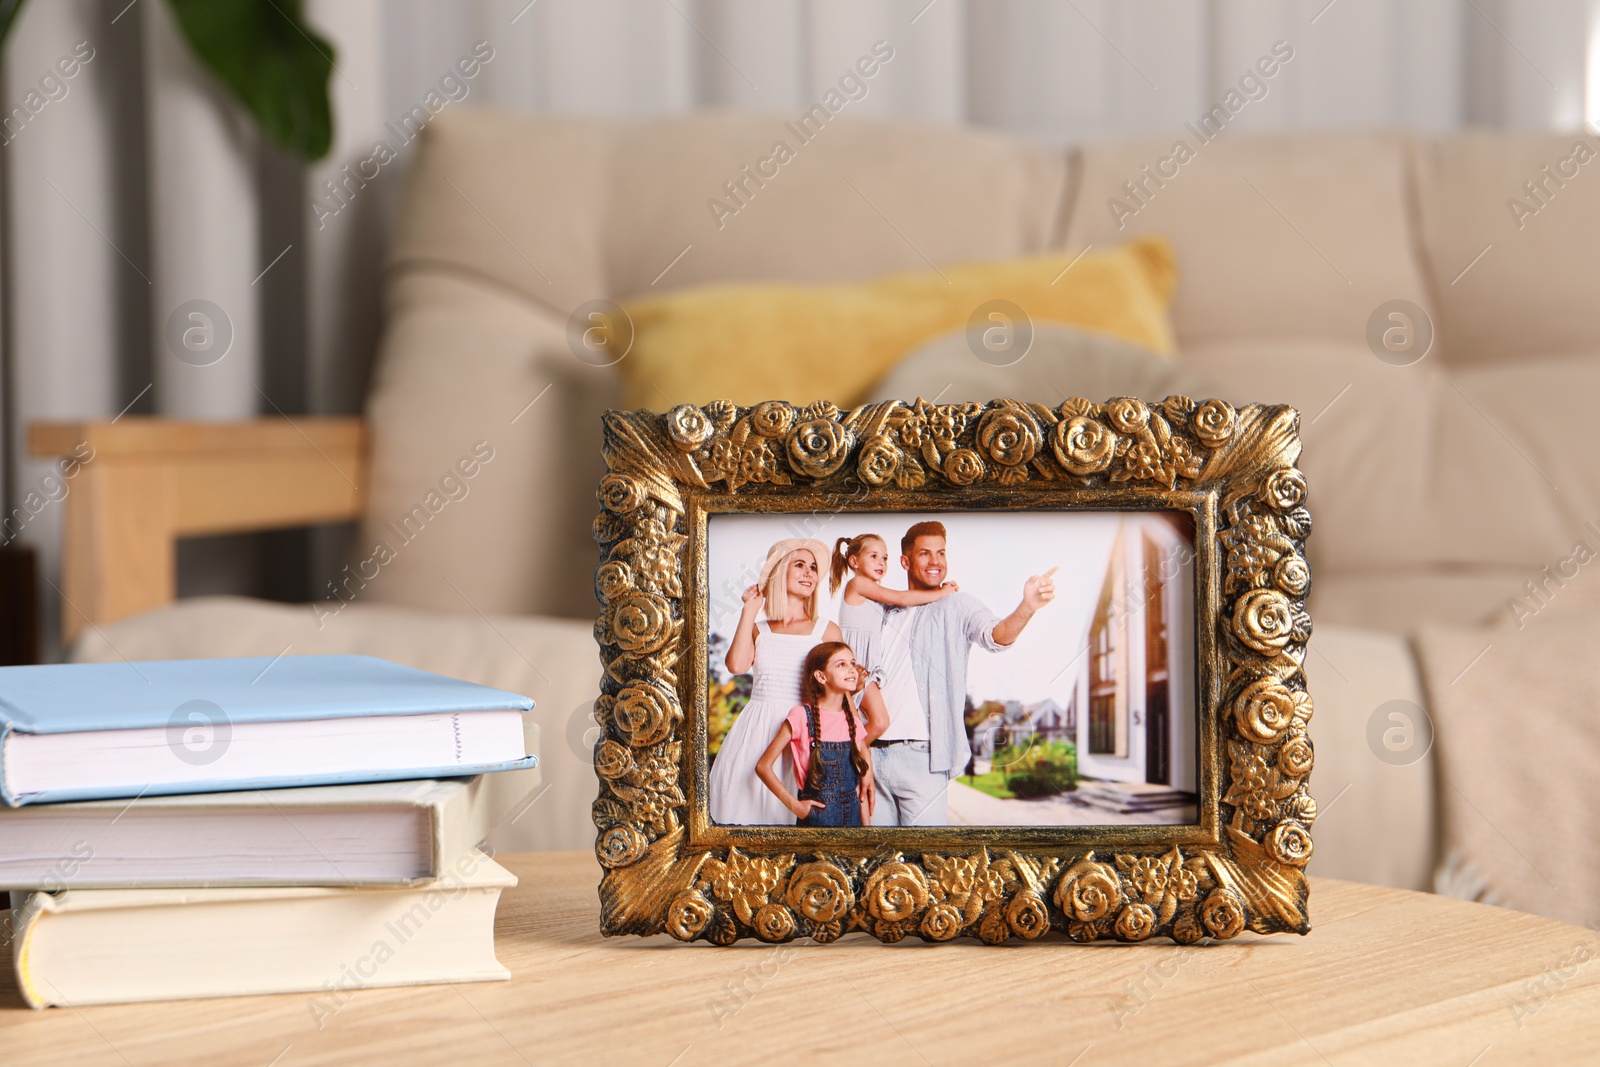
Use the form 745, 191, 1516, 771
70, 112, 1600, 891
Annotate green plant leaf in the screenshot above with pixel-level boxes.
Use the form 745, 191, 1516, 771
0, 0, 28, 46
166, 0, 335, 161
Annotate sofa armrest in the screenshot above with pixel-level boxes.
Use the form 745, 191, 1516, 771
28, 417, 367, 643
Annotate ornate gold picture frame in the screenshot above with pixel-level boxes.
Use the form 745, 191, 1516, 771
592, 396, 1314, 945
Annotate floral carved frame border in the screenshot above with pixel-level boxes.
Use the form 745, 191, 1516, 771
593, 395, 1315, 945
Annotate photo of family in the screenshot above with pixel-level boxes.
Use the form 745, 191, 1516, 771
705, 510, 1198, 828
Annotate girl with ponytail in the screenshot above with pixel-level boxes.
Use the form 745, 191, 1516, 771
830, 533, 959, 742
754, 641, 875, 826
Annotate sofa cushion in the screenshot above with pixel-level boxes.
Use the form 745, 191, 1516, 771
362, 269, 616, 621
1411, 132, 1600, 367
617, 239, 1177, 409
1183, 338, 1600, 629
1064, 133, 1432, 350
69, 597, 603, 855
393, 109, 1071, 310
1414, 599, 1600, 924
601, 113, 1071, 297
868, 323, 1207, 407
1301, 623, 1435, 892
390, 111, 614, 318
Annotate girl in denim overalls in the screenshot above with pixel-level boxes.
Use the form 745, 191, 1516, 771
754, 641, 875, 827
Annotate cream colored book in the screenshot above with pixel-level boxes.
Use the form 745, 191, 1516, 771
12, 849, 515, 1009
0, 726, 541, 890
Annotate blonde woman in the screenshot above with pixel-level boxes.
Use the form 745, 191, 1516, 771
708, 538, 841, 825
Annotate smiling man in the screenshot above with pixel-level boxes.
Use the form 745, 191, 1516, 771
870, 520, 1057, 826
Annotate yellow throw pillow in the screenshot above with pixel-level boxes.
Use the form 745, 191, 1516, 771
614, 237, 1176, 410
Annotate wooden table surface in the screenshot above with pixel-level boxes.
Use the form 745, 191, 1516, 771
4, 852, 1598, 1066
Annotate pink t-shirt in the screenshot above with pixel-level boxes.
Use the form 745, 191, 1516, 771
786, 704, 865, 790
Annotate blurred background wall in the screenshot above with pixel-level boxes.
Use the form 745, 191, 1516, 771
2, 0, 1597, 656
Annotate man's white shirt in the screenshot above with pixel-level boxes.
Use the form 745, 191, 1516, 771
872, 605, 929, 741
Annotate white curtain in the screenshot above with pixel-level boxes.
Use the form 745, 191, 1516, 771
3, 0, 1596, 648
369, 0, 1591, 134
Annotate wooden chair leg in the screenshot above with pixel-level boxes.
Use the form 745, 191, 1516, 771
59, 462, 176, 645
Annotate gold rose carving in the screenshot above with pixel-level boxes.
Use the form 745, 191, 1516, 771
862, 856, 930, 936
786, 860, 855, 942
594, 396, 1314, 944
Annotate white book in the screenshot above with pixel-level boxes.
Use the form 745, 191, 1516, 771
11, 849, 515, 1009
0, 745, 540, 889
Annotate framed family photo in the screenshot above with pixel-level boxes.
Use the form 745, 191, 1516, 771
593, 396, 1315, 946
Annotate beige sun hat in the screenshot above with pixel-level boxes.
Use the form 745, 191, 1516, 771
757, 538, 831, 588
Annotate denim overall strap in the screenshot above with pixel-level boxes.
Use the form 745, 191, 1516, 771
799, 739, 862, 827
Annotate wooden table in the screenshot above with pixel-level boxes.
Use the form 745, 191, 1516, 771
4, 852, 1598, 1065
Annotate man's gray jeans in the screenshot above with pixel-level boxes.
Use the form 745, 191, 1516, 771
870, 741, 948, 826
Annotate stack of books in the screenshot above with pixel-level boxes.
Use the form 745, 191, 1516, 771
0, 654, 540, 1009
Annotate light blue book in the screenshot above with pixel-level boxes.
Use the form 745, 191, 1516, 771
0, 655, 536, 806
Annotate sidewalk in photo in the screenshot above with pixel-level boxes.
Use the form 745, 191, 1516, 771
946, 779, 1197, 826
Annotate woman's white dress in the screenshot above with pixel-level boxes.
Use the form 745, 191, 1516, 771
707, 615, 827, 825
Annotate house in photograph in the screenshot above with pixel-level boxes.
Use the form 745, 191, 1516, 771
968, 697, 1070, 773
1061, 515, 1197, 798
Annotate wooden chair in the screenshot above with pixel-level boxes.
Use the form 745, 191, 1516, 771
29, 418, 366, 644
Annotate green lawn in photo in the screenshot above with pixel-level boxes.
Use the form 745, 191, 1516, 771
961, 768, 1023, 800
964, 739, 1079, 800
